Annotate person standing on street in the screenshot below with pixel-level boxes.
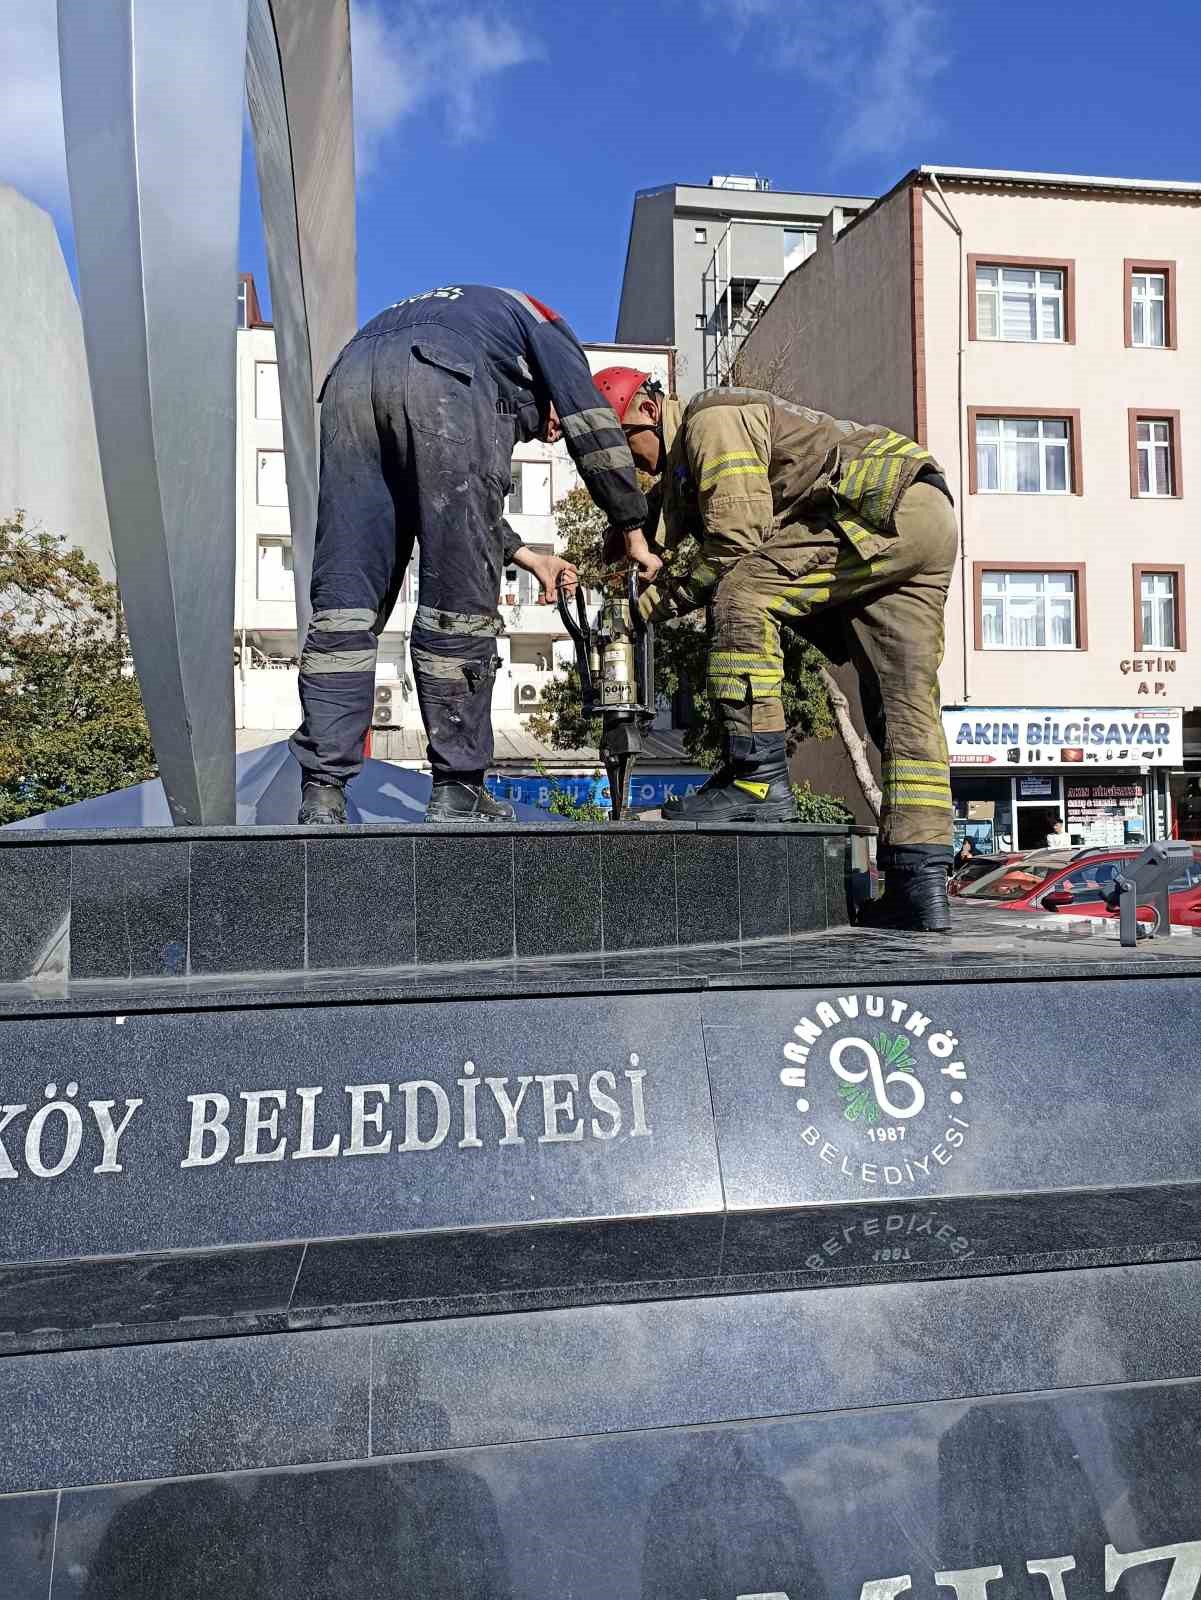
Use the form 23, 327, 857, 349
593, 369, 958, 933
292, 286, 647, 824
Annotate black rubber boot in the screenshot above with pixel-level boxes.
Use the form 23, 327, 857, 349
858, 847, 953, 933
424, 780, 516, 823
298, 779, 347, 826
664, 736, 798, 824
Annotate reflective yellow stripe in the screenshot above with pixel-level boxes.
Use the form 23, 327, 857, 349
701, 450, 764, 472
700, 463, 770, 489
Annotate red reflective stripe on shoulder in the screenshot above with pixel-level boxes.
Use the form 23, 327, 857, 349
523, 292, 560, 322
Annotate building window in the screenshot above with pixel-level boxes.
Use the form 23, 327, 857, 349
694, 225, 707, 244
1128, 410, 1181, 498
782, 227, 817, 272
970, 257, 1073, 343
507, 459, 552, 518
1131, 272, 1167, 347
237, 280, 248, 330
254, 361, 281, 421
256, 449, 288, 508
1134, 566, 1185, 651
256, 538, 294, 602
977, 567, 1083, 650
973, 414, 1073, 494
237, 273, 261, 330
1125, 259, 1176, 349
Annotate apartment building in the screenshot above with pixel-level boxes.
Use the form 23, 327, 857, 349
616, 176, 869, 396
739, 165, 1201, 849
232, 277, 678, 774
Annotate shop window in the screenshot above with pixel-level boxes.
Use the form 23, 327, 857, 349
976, 566, 1084, 650
1134, 566, 1185, 651
972, 260, 1072, 343
971, 412, 1080, 495
1128, 411, 1181, 499
1125, 259, 1176, 349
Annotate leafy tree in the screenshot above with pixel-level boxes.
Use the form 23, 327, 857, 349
0, 511, 155, 824
528, 484, 837, 770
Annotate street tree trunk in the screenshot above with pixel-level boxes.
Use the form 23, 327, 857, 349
818, 664, 882, 820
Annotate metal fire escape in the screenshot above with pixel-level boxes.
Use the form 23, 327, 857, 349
700, 217, 818, 389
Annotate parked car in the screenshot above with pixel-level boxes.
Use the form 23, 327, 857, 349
955, 846, 1201, 928
948, 852, 1022, 896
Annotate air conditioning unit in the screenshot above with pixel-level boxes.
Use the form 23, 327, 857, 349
514, 682, 544, 713
372, 684, 394, 727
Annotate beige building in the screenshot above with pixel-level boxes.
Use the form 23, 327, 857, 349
740, 164, 1201, 849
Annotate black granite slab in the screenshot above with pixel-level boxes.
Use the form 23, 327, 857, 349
0, 1491, 56, 1600
44, 1373, 1201, 1599
413, 834, 515, 964
0, 1242, 303, 1341
0, 1323, 371, 1493
189, 838, 305, 974
0, 843, 68, 981
674, 832, 740, 945
4, 1255, 1201, 1495
306, 835, 417, 970
513, 832, 601, 957
701, 975, 1201, 1279
69, 840, 189, 979
598, 831, 677, 950
736, 831, 791, 939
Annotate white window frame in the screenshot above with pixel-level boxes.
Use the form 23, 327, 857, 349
980, 569, 1079, 651
975, 415, 1072, 495
975, 263, 1065, 343
1131, 271, 1167, 348
1141, 570, 1179, 649
254, 360, 281, 421
1136, 418, 1174, 497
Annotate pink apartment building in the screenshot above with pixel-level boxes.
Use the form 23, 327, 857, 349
740, 165, 1201, 850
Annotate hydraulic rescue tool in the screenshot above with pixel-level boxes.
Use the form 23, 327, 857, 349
557, 569, 656, 821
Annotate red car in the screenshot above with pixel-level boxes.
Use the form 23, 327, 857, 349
956, 846, 1201, 929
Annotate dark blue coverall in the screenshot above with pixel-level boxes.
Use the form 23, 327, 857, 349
290, 285, 647, 787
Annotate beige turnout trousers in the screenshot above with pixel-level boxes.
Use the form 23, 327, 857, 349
708, 480, 958, 848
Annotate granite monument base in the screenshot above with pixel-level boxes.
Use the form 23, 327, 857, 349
2, 821, 1201, 1593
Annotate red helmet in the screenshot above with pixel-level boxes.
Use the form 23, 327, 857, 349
593, 365, 652, 422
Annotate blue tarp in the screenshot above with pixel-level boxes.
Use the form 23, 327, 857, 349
4, 742, 563, 829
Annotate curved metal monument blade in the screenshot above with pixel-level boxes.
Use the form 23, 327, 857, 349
58, 0, 247, 825
246, 0, 357, 647
59, 0, 357, 824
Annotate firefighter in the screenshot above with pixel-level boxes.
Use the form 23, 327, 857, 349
592, 368, 958, 933
292, 286, 647, 825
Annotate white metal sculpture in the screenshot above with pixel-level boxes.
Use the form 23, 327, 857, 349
58, 0, 357, 824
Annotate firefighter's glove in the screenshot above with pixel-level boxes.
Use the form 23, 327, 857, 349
636, 583, 662, 624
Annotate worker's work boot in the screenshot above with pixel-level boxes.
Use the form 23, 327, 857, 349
858, 847, 953, 934
298, 778, 347, 826
424, 780, 516, 823
664, 736, 798, 824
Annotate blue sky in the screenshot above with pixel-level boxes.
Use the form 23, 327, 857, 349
9, 0, 1201, 342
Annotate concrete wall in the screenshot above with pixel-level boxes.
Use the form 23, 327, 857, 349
923, 181, 1201, 714
738, 186, 916, 430
0, 185, 112, 576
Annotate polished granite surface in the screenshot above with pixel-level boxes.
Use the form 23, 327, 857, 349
1, 906, 1199, 1018
0, 821, 860, 987
4, 1256, 1201, 1494
30, 1373, 1201, 1599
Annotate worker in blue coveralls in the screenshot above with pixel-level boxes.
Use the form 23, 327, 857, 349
292, 284, 648, 824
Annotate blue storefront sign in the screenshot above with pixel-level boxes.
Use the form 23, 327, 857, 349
487, 774, 705, 811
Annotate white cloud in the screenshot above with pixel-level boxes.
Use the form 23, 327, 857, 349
350, 0, 538, 178
705, 0, 950, 163
0, 0, 68, 210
